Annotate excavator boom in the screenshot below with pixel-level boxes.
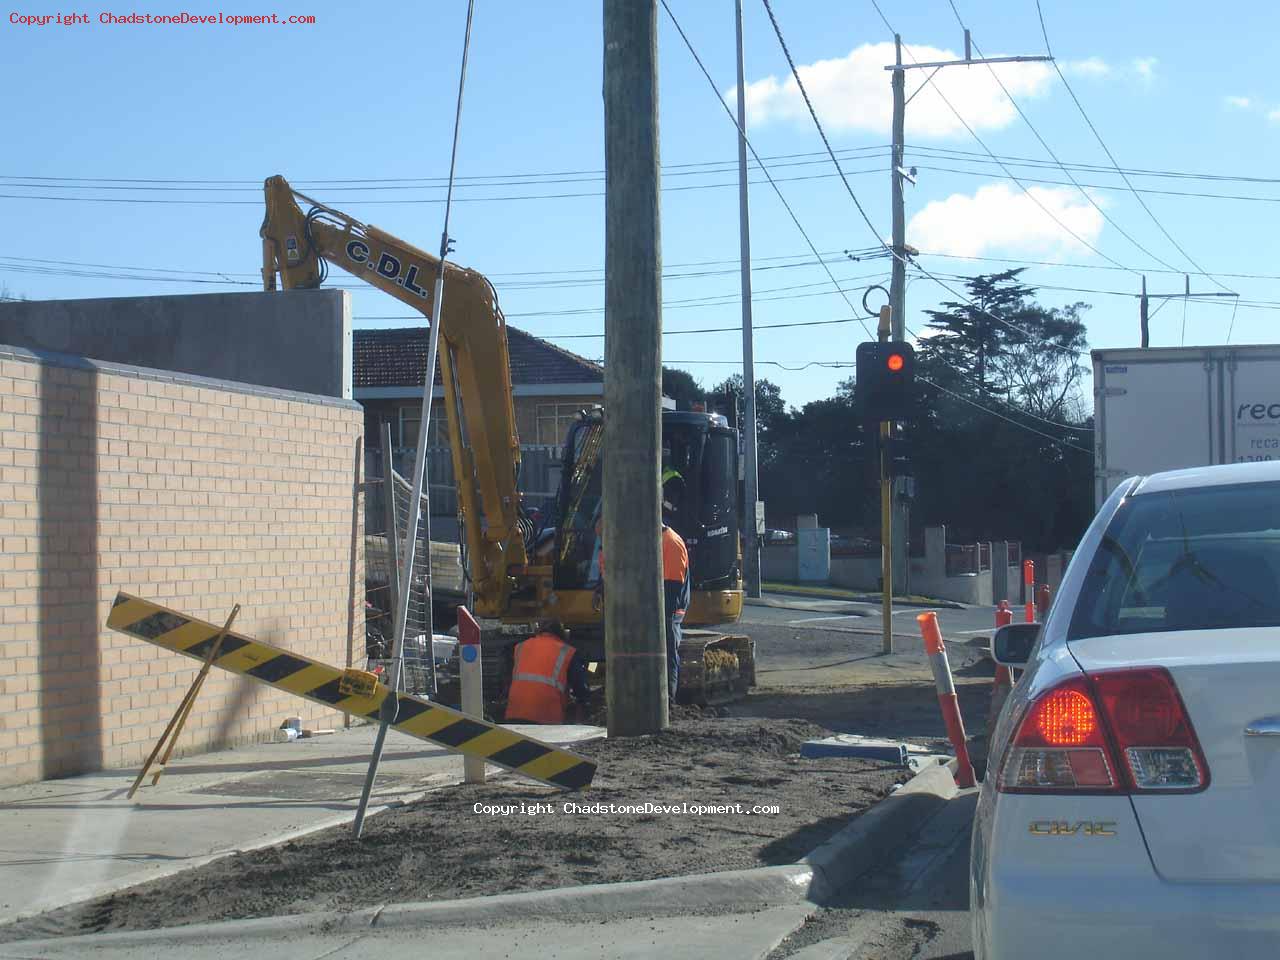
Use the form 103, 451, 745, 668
260, 175, 527, 615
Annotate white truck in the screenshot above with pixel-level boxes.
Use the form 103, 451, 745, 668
1092, 345, 1280, 508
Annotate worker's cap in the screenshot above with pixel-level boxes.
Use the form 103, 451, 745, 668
662, 499, 675, 514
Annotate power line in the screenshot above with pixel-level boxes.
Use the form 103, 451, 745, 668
919, 375, 1093, 453
1034, 0, 1235, 296
658, 0, 876, 341
868, 0, 1137, 277
521, 313, 884, 340
945, 0, 1188, 275
0, 166, 889, 207
905, 143, 1280, 186
9, 143, 1280, 189
0, 145, 892, 187
913, 163, 1280, 205
764, 0, 1085, 362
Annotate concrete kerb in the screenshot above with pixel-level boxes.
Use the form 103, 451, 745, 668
0, 760, 960, 952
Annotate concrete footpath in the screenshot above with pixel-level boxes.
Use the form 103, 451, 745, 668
0, 722, 602, 928
0, 764, 963, 960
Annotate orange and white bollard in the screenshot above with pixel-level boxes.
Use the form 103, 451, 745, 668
917, 612, 977, 788
1022, 560, 1035, 623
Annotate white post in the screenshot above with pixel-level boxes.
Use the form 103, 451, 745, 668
458, 607, 485, 784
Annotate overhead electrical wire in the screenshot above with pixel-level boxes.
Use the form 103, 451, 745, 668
658, 0, 876, 341
1034, 0, 1235, 297
868, 0, 1136, 279
9, 143, 1279, 189
759, 0, 1092, 443
948, 0, 1222, 276
755, 0, 1087, 361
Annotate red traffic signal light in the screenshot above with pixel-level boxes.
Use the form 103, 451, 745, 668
855, 341, 916, 422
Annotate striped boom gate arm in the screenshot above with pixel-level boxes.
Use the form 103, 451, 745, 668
106, 593, 596, 790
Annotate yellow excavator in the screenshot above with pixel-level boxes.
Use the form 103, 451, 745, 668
259, 176, 754, 706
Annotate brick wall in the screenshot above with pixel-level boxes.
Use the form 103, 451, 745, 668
0, 347, 364, 786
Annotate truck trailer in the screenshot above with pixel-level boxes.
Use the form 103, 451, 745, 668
1092, 345, 1280, 509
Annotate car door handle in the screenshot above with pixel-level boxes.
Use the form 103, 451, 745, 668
1244, 716, 1280, 737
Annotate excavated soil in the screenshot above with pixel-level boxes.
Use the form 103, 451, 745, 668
2, 717, 904, 940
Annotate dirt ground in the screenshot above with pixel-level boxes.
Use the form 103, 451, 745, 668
1, 716, 906, 941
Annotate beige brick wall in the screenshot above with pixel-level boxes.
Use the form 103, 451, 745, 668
0, 351, 364, 786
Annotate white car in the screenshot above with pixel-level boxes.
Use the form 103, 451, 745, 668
972, 461, 1280, 958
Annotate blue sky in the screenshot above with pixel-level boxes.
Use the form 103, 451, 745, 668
3, 0, 1279, 411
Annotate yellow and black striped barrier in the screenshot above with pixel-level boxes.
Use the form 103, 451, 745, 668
106, 592, 596, 790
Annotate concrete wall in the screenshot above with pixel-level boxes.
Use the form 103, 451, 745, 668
765, 531, 1024, 606
0, 345, 364, 786
0, 291, 352, 400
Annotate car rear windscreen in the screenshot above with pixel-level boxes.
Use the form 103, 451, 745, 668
1067, 481, 1280, 642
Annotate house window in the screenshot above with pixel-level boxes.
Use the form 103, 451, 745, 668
396, 404, 447, 448
535, 402, 582, 446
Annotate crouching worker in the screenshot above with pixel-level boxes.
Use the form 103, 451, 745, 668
505, 620, 592, 724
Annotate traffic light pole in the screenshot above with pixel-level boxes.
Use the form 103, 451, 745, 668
885, 32, 1051, 599
878, 305, 893, 655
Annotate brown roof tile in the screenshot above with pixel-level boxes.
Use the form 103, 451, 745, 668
354, 325, 603, 388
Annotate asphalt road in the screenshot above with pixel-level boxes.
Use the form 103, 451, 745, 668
739, 594, 984, 958
766, 791, 977, 960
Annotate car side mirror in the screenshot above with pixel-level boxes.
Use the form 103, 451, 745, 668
992, 622, 1040, 667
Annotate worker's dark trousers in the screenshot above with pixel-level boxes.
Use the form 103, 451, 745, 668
665, 611, 682, 699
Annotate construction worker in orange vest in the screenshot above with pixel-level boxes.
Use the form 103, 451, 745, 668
592, 505, 688, 700
662, 501, 690, 702
505, 621, 591, 725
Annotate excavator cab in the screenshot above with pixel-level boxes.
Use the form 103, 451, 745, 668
550, 408, 742, 613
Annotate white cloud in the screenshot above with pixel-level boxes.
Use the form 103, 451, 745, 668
1269, 109, 1280, 123
907, 183, 1105, 259
728, 41, 1054, 139
1132, 57, 1158, 86
1224, 95, 1252, 109
1063, 57, 1110, 78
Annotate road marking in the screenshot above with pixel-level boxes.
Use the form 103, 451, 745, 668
953, 628, 993, 635
891, 608, 937, 616
785, 614, 864, 624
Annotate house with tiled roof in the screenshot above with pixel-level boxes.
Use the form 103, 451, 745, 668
354, 324, 604, 451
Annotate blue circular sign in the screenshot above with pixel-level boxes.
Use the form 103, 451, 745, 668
461, 645, 478, 663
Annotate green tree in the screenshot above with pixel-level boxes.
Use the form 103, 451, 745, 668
709, 374, 787, 455
661, 366, 705, 406
910, 271, 1094, 550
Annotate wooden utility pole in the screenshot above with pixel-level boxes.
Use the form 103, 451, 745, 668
1140, 276, 1149, 348
603, 0, 667, 736
886, 34, 1052, 599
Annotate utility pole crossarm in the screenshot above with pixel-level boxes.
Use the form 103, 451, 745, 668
884, 54, 1053, 71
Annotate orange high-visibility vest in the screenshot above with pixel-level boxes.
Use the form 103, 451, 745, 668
506, 632, 575, 724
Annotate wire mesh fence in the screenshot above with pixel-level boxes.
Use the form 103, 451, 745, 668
364, 465, 444, 698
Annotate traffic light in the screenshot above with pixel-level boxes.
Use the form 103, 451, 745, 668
855, 341, 917, 422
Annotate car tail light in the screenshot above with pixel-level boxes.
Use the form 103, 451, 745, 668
998, 668, 1208, 794
1091, 668, 1209, 791
999, 676, 1118, 792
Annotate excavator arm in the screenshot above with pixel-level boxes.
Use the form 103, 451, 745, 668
260, 175, 527, 615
